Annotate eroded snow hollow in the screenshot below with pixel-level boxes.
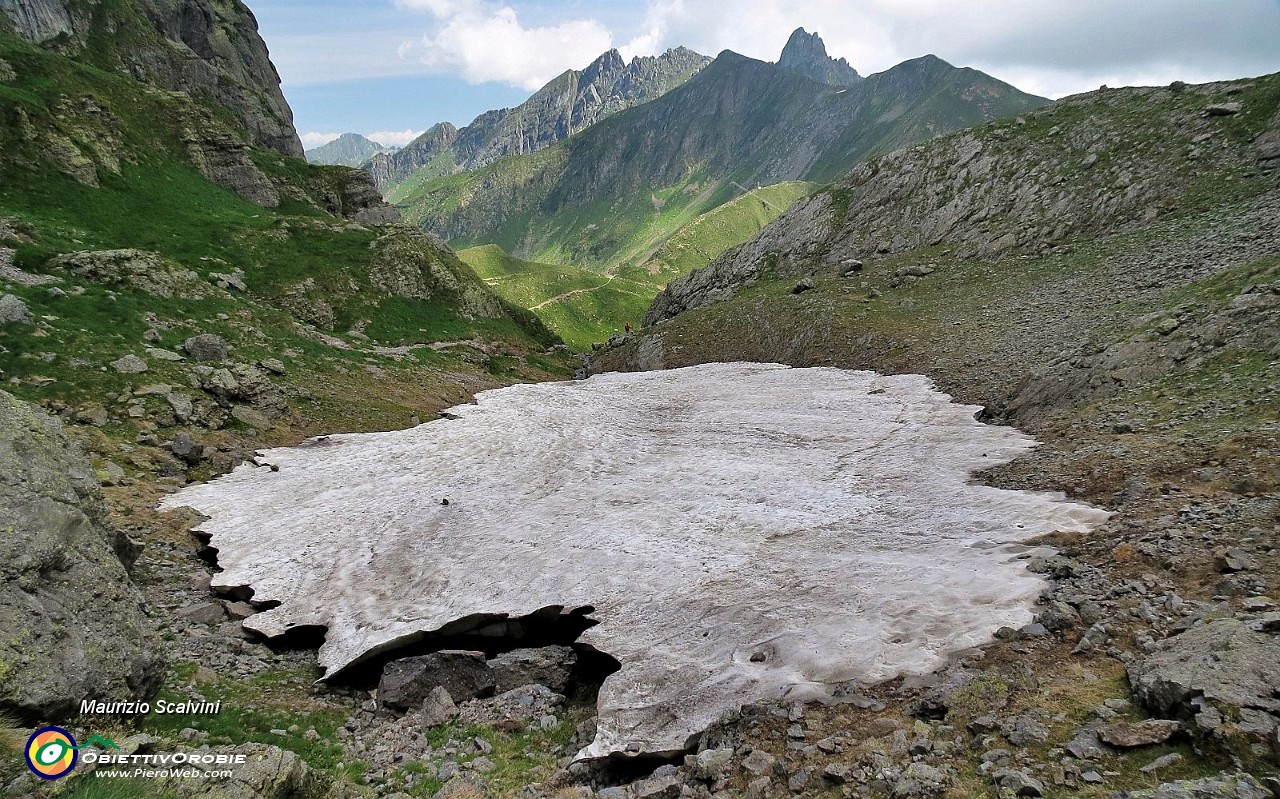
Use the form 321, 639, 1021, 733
162, 364, 1109, 759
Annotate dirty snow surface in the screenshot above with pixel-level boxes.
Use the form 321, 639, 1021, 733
162, 363, 1109, 759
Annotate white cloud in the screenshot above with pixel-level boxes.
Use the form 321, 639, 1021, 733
615, 0, 1280, 98
300, 131, 342, 149
366, 129, 426, 147
397, 1, 614, 90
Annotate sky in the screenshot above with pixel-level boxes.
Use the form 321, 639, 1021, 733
248, 0, 1280, 150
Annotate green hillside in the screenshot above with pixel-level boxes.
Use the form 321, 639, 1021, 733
639, 181, 817, 277
459, 245, 653, 348
0, 25, 566, 433
456, 181, 816, 346
398, 50, 1046, 275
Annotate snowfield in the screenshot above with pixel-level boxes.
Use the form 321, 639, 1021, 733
162, 363, 1109, 758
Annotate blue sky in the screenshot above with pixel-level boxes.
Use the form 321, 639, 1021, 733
249, 0, 1280, 150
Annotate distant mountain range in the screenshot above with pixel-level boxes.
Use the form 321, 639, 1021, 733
366, 46, 712, 191
306, 133, 396, 167
391, 31, 1049, 273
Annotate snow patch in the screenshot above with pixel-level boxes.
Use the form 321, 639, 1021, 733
162, 363, 1109, 758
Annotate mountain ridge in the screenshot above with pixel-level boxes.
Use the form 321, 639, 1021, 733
396, 43, 1048, 274
368, 45, 711, 191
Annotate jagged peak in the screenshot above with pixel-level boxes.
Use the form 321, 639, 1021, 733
777, 26, 862, 87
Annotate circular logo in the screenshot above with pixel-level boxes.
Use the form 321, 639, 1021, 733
25, 727, 78, 780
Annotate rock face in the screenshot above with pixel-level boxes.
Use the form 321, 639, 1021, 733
162, 364, 1108, 759
777, 28, 862, 87
368, 47, 710, 190
1128, 619, 1280, 755
0, 0, 303, 157
0, 390, 164, 722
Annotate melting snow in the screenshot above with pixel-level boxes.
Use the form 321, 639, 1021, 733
162, 363, 1109, 758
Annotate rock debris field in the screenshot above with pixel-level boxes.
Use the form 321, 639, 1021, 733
162, 363, 1109, 759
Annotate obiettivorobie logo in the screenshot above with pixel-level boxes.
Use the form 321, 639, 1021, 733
24, 727, 119, 780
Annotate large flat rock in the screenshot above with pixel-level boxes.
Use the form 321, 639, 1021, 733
161, 363, 1109, 758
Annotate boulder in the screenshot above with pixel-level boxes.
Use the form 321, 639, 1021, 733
110, 354, 149, 373
49, 250, 216, 298
378, 650, 496, 714
1122, 773, 1272, 799
0, 293, 33, 324
1128, 619, 1280, 754
0, 390, 164, 722
183, 333, 231, 362
420, 685, 457, 727
488, 646, 577, 694
155, 743, 349, 799
170, 433, 204, 465
1097, 720, 1180, 748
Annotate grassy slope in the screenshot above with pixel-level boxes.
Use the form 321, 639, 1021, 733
457, 182, 816, 347
638, 181, 816, 277
0, 27, 569, 427
459, 244, 653, 348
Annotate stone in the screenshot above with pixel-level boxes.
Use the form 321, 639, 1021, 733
1205, 103, 1243, 116
230, 405, 274, 430
1140, 753, 1184, 773
145, 347, 184, 362
691, 747, 733, 780
183, 333, 231, 362
222, 601, 257, 620
152, 743, 346, 799
1214, 547, 1256, 573
110, 354, 149, 373
822, 763, 851, 784
0, 293, 33, 324
259, 358, 287, 375
893, 762, 949, 798
166, 393, 194, 423
1098, 720, 1180, 747
992, 769, 1045, 797
742, 749, 776, 776
99, 460, 126, 486
378, 650, 496, 713
791, 277, 814, 294
0, 390, 164, 721
1081, 771, 1105, 784
421, 686, 457, 727
1129, 619, 1280, 751
488, 646, 577, 694
1002, 714, 1051, 746
75, 405, 109, 427
179, 602, 226, 626
170, 433, 205, 465
1122, 773, 1272, 799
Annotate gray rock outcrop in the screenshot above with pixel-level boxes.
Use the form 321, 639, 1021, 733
0, 390, 164, 722
50, 248, 218, 297
777, 27, 862, 87
1128, 619, 1280, 757
0, 0, 303, 157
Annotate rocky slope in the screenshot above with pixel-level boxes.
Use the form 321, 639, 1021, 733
0, 389, 165, 722
306, 133, 394, 167
396, 37, 1047, 273
586, 72, 1280, 794
0, 0, 302, 157
369, 46, 711, 192
777, 27, 861, 87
